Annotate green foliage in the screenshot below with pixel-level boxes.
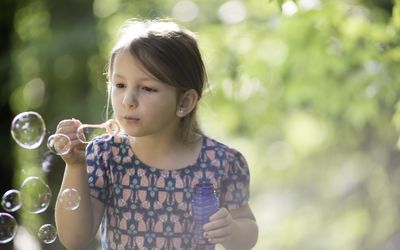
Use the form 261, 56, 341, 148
4, 0, 400, 249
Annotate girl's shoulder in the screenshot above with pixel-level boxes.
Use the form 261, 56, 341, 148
202, 136, 245, 161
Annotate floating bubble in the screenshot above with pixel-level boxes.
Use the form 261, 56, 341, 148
11, 111, 46, 149
1, 189, 22, 212
0, 213, 18, 244
19, 177, 51, 214
47, 133, 71, 155
37, 224, 57, 244
59, 188, 81, 210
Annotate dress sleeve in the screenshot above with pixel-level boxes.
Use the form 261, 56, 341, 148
220, 149, 250, 210
85, 139, 110, 204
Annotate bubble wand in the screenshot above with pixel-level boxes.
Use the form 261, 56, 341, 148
47, 119, 120, 155
76, 119, 120, 144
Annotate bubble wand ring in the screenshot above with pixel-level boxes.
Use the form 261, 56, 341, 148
77, 119, 120, 144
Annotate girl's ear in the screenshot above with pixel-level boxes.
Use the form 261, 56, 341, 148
176, 89, 198, 117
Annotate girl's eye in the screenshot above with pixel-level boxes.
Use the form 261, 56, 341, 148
113, 83, 125, 88
142, 86, 157, 92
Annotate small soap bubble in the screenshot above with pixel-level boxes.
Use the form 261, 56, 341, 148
10, 111, 46, 149
0, 213, 18, 244
1, 189, 22, 212
19, 177, 51, 214
37, 224, 57, 244
59, 188, 81, 210
47, 133, 71, 155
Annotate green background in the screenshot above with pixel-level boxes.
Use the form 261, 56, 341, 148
1, 0, 400, 249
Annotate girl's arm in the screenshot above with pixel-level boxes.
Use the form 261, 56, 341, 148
54, 119, 105, 250
55, 163, 105, 250
203, 204, 258, 250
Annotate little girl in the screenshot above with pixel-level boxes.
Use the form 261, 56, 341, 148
55, 19, 258, 250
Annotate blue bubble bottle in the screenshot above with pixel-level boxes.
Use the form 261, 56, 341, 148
192, 182, 219, 249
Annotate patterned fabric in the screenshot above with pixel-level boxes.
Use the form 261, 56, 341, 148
86, 134, 250, 250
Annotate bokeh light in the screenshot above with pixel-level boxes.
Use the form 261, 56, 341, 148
22, 78, 46, 109
13, 226, 41, 250
298, 0, 320, 10
218, 0, 247, 24
282, 1, 298, 16
172, 0, 199, 22
92, 0, 120, 18
266, 141, 293, 170
10, 111, 46, 149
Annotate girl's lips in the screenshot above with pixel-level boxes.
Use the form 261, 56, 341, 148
123, 116, 140, 121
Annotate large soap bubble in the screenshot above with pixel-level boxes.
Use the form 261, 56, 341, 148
0, 213, 18, 244
19, 177, 51, 214
11, 111, 46, 149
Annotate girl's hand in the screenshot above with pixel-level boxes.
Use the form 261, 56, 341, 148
203, 207, 235, 245
56, 119, 86, 166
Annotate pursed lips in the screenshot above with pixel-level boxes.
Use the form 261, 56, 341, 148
123, 116, 140, 121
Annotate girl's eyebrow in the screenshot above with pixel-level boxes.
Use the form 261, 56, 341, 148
112, 73, 159, 83
112, 73, 126, 79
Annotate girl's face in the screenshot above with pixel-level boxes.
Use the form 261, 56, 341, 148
110, 50, 181, 138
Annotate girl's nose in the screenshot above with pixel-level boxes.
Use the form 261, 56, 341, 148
123, 88, 138, 108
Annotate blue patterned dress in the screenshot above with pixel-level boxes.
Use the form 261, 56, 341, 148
86, 134, 250, 250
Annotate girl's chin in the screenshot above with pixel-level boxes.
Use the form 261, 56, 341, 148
121, 128, 144, 138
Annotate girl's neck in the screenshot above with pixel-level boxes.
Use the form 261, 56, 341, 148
130, 131, 182, 153
128, 132, 203, 170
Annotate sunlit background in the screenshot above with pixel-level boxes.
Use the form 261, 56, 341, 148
1, 0, 400, 249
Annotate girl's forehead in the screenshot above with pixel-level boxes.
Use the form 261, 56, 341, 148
112, 51, 150, 76
113, 50, 137, 65
112, 51, 170, 88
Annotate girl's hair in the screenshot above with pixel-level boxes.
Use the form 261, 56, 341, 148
105, 19, 207, 143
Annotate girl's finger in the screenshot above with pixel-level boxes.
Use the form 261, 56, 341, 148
56, 119, 76, 129
56, 119, 82, 131
204, 227, 231, 239
203, 217, 230, 231
209, 207, 230, 221
68, 139, 84, 149
70, 146, 86, 155
56, 126, 82, 140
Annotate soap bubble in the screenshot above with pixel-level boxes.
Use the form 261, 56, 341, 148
1, 189, 22, 212
47, 133, 71, 155
0, 213, 18, 244
19, 177, 51, 214
37, 224, 57, 244
11, 111, 46, 149
58, 188, 81, 210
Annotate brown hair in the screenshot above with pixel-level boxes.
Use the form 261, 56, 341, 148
106, 19, 207, 143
